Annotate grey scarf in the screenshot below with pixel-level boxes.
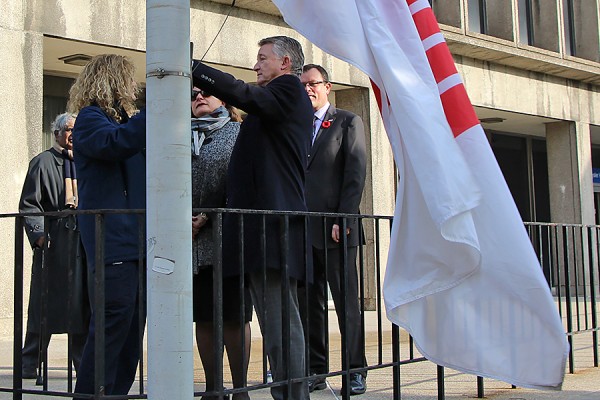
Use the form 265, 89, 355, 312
191, 106, 230, 156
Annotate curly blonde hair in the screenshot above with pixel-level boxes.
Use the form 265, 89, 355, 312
67, 54, 138, 122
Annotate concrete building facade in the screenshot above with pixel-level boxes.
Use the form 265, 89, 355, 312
1, 0, 599, 336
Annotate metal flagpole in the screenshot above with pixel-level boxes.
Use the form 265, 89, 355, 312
146, 1, 193, 399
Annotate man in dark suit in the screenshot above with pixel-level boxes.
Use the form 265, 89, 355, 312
299, 64, 368, 396
192, 36, 313, 400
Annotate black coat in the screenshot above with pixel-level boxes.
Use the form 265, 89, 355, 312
306, 106, 367, 249
19, 148, 90, 334
193, 63, 313, 281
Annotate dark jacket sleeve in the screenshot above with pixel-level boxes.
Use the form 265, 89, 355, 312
337, 112, 367, 214
19, 155, 49, 247
74, 107, 147, 161
192, 61, 297, 122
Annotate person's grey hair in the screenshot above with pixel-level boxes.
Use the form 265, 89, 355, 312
258, 36, 304, 76
52, 112, 77, 135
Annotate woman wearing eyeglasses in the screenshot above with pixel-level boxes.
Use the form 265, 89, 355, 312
190, 87, 252, 400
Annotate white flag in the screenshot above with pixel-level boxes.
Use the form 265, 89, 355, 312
272, 0, 568, 389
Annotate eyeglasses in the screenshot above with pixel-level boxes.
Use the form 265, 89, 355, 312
64, 127, 74, 132
192, 89, 212, 100
303, 81, 326, 88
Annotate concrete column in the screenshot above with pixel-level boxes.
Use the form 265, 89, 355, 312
546, 121, 594, 224
0, 28, 44, 337
546, 121, 594, 290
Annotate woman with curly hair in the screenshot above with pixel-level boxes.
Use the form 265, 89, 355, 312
68, 54, 146, 398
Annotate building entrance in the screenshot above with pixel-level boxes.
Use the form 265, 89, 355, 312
489, 132, 550, 223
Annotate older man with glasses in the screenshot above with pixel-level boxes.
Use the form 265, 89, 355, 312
19, 112, 90, 380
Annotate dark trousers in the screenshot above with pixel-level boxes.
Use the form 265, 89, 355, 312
74, 261, 144, 398
249, 268, 309, 400
300, 246, 366, 376
22, 331, 87, 371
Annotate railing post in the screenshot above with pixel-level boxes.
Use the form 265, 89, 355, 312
437, 365, 445, 400
589, 226, 598, 367
137, 213, 146, 394
340, 217, 350, 399
66, 213, 75, 392
94, 213, 106, 398
213, 212, 225, 399
563, 226, 575, 373
392, 324, 401, 400
280, 215, 292, 400
13, 216, 24, 400
258, 215, 269, 385
37, 216, 50, 389
375, 219, 383, 364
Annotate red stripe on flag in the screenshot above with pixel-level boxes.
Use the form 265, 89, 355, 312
440, 85, 480, 137
411, 6, 440, 41
408, 0, 480, 138
370, 79, 383, 112
425, 44, 458, 83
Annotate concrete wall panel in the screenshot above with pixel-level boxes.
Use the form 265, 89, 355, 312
457, 55, 600, 126
189, 2, 370, 88
0, 0, 24, 31
0, 29, 43, 337
24, 0, 146, 51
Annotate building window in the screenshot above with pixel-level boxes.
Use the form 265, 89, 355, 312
468, 0, 487, 34
518, 0, 534, 45
430, 0, 462, 28
562, 0, 575, 56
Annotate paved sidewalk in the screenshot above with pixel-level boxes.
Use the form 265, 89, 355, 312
1, 310, 599, 399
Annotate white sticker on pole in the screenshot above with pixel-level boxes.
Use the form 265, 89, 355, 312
152, 257, 175, 275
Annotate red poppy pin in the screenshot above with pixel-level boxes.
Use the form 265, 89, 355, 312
321, 119, 333, 129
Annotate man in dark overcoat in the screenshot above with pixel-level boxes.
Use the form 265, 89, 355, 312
19, 112, 90, 379
192, 36, 313, 400
300, 64, 368, 396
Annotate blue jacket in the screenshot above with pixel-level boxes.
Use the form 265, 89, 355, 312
73, 105, 146, 270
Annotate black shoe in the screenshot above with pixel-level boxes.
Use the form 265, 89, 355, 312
307, 375, 327, 392
22, 367, 37, 379
341, 373, 366, 396
201, 387, 230, 400
200, 394, 230, 400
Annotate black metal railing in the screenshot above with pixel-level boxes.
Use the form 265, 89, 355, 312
2, 210, 599, 399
